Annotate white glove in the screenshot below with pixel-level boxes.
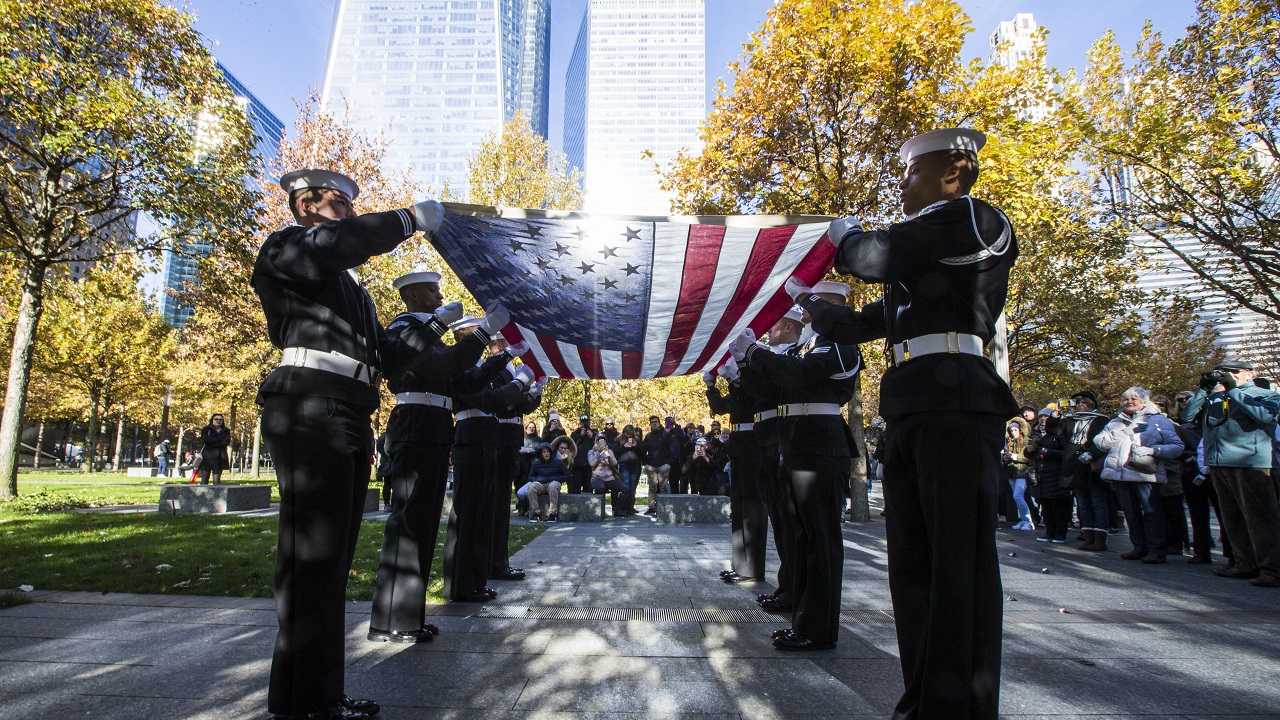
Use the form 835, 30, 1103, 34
784, 276, 812, 300
528, 378, 546, 397
434, 301, 463, 325
411, 200, 444, 234
719, 357, 740, 381
1078, 452, 1092, 463
827, 216, 862, 247
506, 340, 530, 358
702, 371, 716, 388
729, 328, 757, 361
480, 304, 510, 334
512, 364, 536, 389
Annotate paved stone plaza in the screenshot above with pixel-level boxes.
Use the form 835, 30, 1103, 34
2, 498, 1279, 719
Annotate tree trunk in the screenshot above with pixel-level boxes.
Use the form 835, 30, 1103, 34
83, 393, 102, 474
0, 262, 48, 497
846, 375, 870, 522
251, 416, 262, 478
33, 420, 44, 469
112, 407, 125, 471
174, 425, 185, 474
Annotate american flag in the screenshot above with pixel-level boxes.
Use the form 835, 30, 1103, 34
432, 203, 836, 380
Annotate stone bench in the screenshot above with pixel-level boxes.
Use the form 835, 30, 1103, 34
363, 487, 380, 513
654, 493, 731, 523
557, 492, 605, 522
158, 484, 271, 514
126, 467, 161, 478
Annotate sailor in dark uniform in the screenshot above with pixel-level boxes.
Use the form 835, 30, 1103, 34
787, 128, 1018, 718
731, 307, 861, 652
367, 270, 481, 644
736, 310, 804, 612
703, 357, 768, 584
486, 332, 543, 582
254, 168, 444, 720
442, 315, 537, 602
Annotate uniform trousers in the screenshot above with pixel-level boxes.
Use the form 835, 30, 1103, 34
779, 453, 846, 644
758, 441, 793, 602
369, 410, 452, 633
443, 424, 499, 599
1211, 466, 1280, 579
883, 411, 1004, 720
489, 429, 523, 576
728, 444, 768, 579
262, 394, 373, 716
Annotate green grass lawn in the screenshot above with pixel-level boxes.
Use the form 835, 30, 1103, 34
0, 509, 545, 602
7, 469, 287, 508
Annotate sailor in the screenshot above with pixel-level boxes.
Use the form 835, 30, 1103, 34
736, 309, 804, 612
704, 356, 769, 584
367, 270, 482, 644
441, 314, 537, 602
731, 302, 861, 652
486, 332, 543, 582
254, 168, 443, 720
787, 128, 1018, 718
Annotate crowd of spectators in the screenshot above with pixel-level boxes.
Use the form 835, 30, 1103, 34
994, 361, 1280, 587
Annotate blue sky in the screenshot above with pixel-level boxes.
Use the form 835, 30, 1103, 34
185, 0, 1198, 155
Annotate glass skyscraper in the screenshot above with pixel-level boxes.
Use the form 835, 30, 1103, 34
159, 62, 284, 328
563, 0, 705, 214
321, 0, 551, 195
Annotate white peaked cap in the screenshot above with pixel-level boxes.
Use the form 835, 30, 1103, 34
391, 271, 441, 290
279, 169, 360, 200
900, 128, 986, 165
783, 305, 805, 323
813, 281, 850, 298
450, 316, 481, 331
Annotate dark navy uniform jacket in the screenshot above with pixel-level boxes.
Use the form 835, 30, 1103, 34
742, 336, 861, 458
452, 351, 530, 446
252, 208, 433, 410
706, 384, 757, 458
383, 311, 490, 441
800, 196, 1018, 419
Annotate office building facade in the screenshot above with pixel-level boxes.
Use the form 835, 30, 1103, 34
321, 0, 551, 195
563, 0, 706, 214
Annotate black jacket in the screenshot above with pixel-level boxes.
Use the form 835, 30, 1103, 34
802, 196, 1018, 419
253, 209, 432, 409
384, 312, 490, 442
1032, 430, 1069, 499
199, 425, 231, 472
641, 428, 679, 467
742, 335, 860, 458
683, 455, 728, 496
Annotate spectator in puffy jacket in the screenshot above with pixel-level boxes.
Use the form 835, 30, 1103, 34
1033, 415, 1070, 543
524, 439, 573, 522
1002, 417, 1037, 531
1094, 387, 1184, 563
1183, 360, 1280, 586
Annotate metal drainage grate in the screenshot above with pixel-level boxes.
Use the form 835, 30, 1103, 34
840, 609, 896, 624
474, 606, 641, 621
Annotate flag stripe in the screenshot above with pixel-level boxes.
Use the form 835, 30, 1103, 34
502, 324, 546, 379
557, 339, 588, 378
578, 346, 604, 380
742, 231, 838, 341
601, 349, 623, 380
621, 350, 644, 379
682, 224, 802, 373
536, 331, 575, 378
639, 223, 689, 378
657, 224, 728, 377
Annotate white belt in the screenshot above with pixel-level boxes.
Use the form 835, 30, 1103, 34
497, 417, 522, 425
730, 422, 753, 432
753, 409, 778, 423
891, 332, 984, 366
455, 409, 492, 421
394, 392, 452, 410
778, 403, 843, 418
280, 347, 378, 385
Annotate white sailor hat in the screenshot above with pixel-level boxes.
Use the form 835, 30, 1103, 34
899, 128, 986, 165
812, 281, 850, 298
279, 169, 361, 200
450, 316, 481, 332
783, 305, 805, 323
391, 271, 441, 290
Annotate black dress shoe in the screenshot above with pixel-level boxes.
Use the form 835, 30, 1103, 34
769, 628, 793, 640
493, 567, 526, 581
483, 586, 498, 598
722, 572, 760, 584
456, 590, 494, 602
342, 696, 380, 716
273, 706, 371, 720
367, 627, 433, 644
423, 623, 440, 636
772, 633, 836, 651
756, 592, 777, 604
719, 569, 735, 578
758, 596, 792, 613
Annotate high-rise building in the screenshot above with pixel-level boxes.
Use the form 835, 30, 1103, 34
563, 0, 706, 214
989, 13, 1051, 122
159, 62, 284, 328
321, 0, 551, 195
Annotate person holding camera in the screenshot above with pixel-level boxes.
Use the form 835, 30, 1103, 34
589, 436, 631, 517
1182, 361, 1280, 587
